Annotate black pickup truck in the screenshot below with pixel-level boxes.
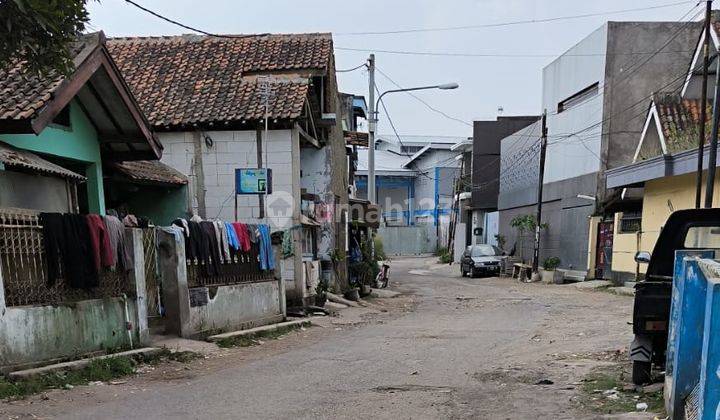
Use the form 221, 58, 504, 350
630, 208, 720, 384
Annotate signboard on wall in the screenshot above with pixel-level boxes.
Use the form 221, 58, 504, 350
235, 168, 272, 194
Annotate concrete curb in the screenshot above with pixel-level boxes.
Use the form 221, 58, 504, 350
607, 286, 636, 297
8, 347, 162, 380
206, 319, 312, 342
571, 280, 612, 290
326, 292, 360, 307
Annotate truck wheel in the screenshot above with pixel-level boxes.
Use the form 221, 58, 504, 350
632, 360, 652, 385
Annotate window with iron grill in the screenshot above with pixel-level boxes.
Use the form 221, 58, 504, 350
619, 211, 642, 233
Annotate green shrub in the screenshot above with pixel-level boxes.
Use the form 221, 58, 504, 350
543, 256, 561, 270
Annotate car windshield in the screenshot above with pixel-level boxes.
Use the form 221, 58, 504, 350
471, 245, 498, 257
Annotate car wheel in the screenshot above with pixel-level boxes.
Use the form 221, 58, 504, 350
632, 360, 652, 385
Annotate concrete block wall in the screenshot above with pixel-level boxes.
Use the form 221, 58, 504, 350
159, 129, 302, 297
157, 230, 285, 338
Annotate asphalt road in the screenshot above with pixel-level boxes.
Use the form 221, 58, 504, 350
1, 257, 634, 419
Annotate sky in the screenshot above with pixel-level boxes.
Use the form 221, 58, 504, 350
87, 0, 702, 138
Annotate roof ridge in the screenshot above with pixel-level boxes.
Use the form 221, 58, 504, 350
108, 32, 332, 43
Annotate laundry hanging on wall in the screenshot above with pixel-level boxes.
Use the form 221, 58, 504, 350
171, 217, 275, 274
38, 212, 135, 288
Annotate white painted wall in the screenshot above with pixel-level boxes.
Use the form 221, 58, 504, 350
542, 24, 607, 183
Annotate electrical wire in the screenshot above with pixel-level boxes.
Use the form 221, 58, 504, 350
122, 0, 267, 38
335, 1, 696, 36
375, 66, 472, 128
335, 47, 697, 59
337, 63, 368, 73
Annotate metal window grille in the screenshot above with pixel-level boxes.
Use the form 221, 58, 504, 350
619, 211, 642, 233
186, 242, 274, 288
0, 208, 132, 307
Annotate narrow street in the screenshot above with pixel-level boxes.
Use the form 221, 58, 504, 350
1, 257, 634, 419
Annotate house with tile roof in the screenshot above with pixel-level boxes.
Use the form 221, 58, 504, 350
0, 31, 162, 215
605, 12, 720, 283
107, 33, 349, 303
0, 31, 178, 369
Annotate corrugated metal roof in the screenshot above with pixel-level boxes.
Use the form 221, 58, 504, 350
0, 141, 85, 181
355, 148, 416, 176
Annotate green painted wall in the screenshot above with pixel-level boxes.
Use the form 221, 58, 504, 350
1, 101, 106, 214
112, 184, 189, 225
0, 298, 139, 369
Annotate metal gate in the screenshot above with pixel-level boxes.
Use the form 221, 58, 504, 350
142, 228, 163, 319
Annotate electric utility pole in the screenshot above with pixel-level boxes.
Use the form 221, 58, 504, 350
532, 110, 548, 274
705, 40, 720, 208
367, 54, 377, 204
696, 0, 712, 208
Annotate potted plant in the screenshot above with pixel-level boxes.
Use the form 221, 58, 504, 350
540, 256, 563, 284
315, 279, 329, 307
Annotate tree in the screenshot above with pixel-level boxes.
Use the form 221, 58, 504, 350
510, 214, 548, 262
0, 0, 91, 75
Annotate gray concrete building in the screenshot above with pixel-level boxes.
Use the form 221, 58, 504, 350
497, 20, 700, 279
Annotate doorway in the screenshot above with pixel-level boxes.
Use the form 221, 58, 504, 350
595, 220, 614, 279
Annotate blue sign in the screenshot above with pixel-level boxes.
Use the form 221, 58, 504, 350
235, 168, 272, 194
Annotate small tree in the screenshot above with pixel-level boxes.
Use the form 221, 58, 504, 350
0, 0, 92, 75
510, 214, 548, 262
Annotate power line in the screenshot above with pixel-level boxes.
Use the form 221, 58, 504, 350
335, 47, 697, 59
122, 0, 267, 38
335, 1, 696, 36
337, 63, 368, 73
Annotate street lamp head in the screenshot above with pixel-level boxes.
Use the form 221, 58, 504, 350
437, 83, 459, 90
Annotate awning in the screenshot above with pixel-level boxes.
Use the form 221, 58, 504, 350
111, 160, 188, 186
0, 141, 85, 181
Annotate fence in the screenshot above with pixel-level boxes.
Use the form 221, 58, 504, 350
0, 209, 131, 307
377, 225, 438, 255
186, 242, 274, 288
157, 229, 284, 338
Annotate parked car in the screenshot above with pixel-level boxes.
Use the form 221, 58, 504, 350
460, 244, 503, 278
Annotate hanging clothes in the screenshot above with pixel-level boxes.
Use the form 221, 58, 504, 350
232, 222, 251, 252
225, 222, 240, 251
214, 220, 231, 262
200, 221, 222, 275
38, 213, 64, 286
86, 214, 113, 271
122, 214, 139, 227
186, 220, 211, 270
104, 215, 133, 271
65, 214, 99, 289
39, 213, 98, 289
257, 224, 275, 271
247, 224, 260, 243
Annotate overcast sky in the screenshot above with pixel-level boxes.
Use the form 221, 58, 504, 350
87, 0, 701, 138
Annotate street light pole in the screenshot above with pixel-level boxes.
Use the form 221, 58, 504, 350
368, 54, 376, 203
366, 74, 458, 206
